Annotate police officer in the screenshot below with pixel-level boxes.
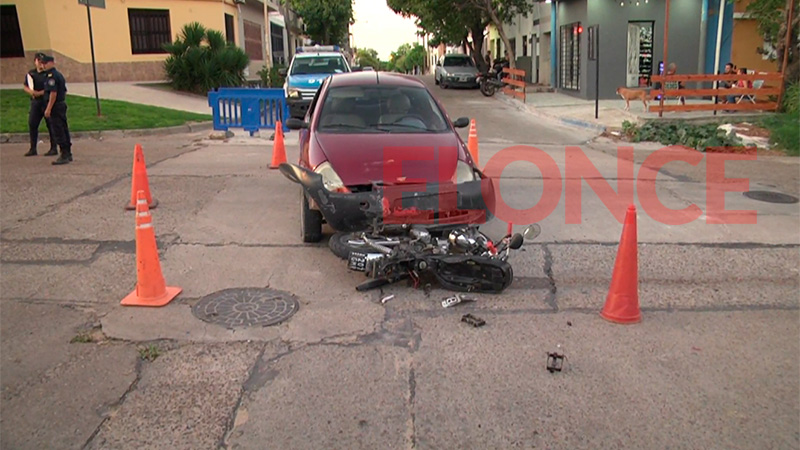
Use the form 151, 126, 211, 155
41, 55, 73, 165
23, 53, 58, 157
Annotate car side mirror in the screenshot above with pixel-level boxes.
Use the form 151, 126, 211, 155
453, 117, 470, 128
278, 68, 287, 77
286, 118, 308, 130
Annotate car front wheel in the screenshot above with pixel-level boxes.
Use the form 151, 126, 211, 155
300, 188, 323, 243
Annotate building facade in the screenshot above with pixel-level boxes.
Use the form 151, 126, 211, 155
0, 0, 303, 84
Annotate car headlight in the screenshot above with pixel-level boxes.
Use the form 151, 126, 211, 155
287, 88, 301, 99
455, 160, 477, 183
315, 162, 346, 192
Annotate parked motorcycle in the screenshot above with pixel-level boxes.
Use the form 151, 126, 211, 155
346, 223, 541, 293
478, 60, 510, 97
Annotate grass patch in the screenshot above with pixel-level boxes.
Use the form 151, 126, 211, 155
621, 120, 745, 151
138, 344, 162, 361
0, 89, 212, 134
70, 331, 93, 343
760, 112, 799, 156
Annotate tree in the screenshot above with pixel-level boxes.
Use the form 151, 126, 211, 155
288, 0, 354, 46
388, 0, 491, 72
743, 0, 799, 84
163, 22, 249, 94
355, 48, 381, 69
459, 0, 536, 69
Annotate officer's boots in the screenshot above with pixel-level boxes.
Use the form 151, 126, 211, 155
44, 146, 58, 157
52, 146, 72, 165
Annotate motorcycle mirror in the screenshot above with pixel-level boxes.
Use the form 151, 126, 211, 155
278, 163, 301, 184
509, 233, 524, 250
523, 224, 541, 241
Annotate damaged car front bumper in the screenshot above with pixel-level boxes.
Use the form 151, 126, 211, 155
279, 163, 496, 232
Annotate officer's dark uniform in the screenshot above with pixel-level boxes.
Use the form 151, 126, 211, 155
42, 56, 72, 165
24, 55, 58, 157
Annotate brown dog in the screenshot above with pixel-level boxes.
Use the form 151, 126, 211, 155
616, 87, 649, 111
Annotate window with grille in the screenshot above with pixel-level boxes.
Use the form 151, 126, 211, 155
271, 23, 285, 65
1, 5, 24, 58
243, 20, 262, 61
128, 9, 171, 55
559, 22, 581, 90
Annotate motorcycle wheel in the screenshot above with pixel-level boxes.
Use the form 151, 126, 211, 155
480, 82, 496, 97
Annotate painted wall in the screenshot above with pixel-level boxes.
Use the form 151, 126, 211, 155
559, 0, 704, 99
239, 0, 266, 77
5, 0, 235, 64
732, 19, 776, 73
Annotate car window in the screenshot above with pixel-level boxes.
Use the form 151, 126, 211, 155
443, 56, 473, 67
316, 85, 450, 134
306, 80, 325, 120
291, 56, 347, 75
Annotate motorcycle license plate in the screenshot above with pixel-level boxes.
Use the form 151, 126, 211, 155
348, 252, 382, 272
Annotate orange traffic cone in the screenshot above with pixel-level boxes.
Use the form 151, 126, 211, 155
121, 190, 182, 307
467, 119, 479, 165
600, 204, 641, 324
125, 144, 158, 210
269, 121, 287, 169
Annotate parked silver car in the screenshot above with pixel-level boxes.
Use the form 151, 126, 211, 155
434, 54, 479, 89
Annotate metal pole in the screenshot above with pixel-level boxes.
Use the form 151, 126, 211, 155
777, 0, 795, 108
712, 0, 725, 115
595, 26, 599, 119
659, 0, 670, 117
698, 0, 708, 75
551, 0, 557, 89
87, 5, 101, 116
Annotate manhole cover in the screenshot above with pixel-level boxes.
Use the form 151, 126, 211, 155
192, 288, 299, 328
742, 190, 799, 204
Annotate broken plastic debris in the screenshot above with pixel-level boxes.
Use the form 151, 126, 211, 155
380, 294, 395, 304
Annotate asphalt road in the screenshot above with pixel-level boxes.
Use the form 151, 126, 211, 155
1, 76, 798, 450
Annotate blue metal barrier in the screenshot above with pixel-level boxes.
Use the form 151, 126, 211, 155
207, 88, 291, 136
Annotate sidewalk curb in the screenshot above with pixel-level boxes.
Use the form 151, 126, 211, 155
0, 121, 214, 144
497, 94, 608, 133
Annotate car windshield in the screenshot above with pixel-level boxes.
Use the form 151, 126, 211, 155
291, 56, 347, 75
317, 85, 450, 134
443, 56, 473, 67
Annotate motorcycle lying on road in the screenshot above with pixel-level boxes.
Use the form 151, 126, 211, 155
344, 223, 541, 293
277, 162, 542, 294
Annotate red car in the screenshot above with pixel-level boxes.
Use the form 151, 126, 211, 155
283, 71, 495, 242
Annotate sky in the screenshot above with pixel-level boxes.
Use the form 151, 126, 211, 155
350, 0, 421, 61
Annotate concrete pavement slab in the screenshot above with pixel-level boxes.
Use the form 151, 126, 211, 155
174, 176, 300, 246
225, 345, 412, 450
2, 175, 227, 241
0, 241, 98, 262
412, 310, 799, 450
1, 338, 137, 450
86, 342, 261, 450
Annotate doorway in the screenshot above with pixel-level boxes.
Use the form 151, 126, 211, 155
626, 21, 654, 87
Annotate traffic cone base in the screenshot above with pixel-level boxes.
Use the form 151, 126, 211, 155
121, 285, 181, 307
599, 204, 641, 324
125, 198, 158, 211
269, 121, 287, 169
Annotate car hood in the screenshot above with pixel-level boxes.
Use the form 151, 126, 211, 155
442, 67, 478, 76
288, 74, 332, 90
315, 132, 464, 186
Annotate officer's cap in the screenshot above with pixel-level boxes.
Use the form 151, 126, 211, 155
40, 55, 55, 63
34, 52, 46, 61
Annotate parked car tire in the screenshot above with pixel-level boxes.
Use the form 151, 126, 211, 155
434, 75, 440, 85
300, 189, 323, 243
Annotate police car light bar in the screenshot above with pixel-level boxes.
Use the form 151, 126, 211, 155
296, 45, 341, 53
